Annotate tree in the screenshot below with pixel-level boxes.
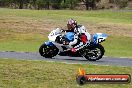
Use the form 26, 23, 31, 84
29, 0, 37, 9
3, 0, 30, 9
82, 0, 100, 10
0, 0, 5, 6
15, 0, 30, 9
36, 0, 44, 9
0, 0, 13, 7
109, 0, 128, 8
116, 0, 128, 8
61, 0, 81, 9
36, 0, 74, 10
51, 0, 63, 9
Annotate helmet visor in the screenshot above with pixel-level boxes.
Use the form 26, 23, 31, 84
67, 24, 72, 30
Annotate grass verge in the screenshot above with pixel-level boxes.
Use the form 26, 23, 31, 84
103, 36, 132, 58
0, 58, 132, 88
0, 8, 132, 57
0, 35, 132, 58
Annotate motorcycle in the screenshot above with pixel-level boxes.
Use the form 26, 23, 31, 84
39, 27, 107, 61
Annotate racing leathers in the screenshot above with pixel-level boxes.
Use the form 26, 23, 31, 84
66, 25, 91, 52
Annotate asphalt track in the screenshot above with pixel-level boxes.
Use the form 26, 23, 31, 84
0, 51, 132, 67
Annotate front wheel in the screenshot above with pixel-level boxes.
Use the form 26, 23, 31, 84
84, 44, 105, 61
39, 44, 59, 58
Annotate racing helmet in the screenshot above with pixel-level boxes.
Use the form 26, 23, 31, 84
67, 19, 77, 30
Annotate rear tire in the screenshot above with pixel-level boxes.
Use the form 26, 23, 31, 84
39, 44, 59, 58
84, 44, 105, 61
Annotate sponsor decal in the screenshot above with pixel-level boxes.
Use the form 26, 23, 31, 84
76, 68, 131, 85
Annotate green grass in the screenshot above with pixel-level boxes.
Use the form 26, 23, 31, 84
0, 35, 132, 58
0, 8, 132, 88
0, 8, 132, 57
0, 40, 41, 52
0, 33, 47, 52
0, 58, 132, 88
0, 8, 132, 24
103, 36, 132, 57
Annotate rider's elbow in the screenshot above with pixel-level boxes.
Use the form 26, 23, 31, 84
69, 39, 78, 46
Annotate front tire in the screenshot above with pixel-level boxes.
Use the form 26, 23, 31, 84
84, 44, 105, 61
39, 44, 59, 58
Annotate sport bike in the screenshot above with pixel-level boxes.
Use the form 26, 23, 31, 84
39, 28, 107, 61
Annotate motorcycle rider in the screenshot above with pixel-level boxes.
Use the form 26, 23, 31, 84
65, 18, 91, 52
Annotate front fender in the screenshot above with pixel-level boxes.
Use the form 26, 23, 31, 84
45, 41, 54, 46
93, 33, 107, 44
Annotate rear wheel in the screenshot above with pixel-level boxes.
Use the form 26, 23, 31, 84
39, 44, 59, 58
84, 44, 105, 61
